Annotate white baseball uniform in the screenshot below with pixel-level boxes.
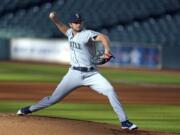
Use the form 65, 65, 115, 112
29, 28, 128, 122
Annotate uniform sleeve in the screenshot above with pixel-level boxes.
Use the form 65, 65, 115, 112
65, 28, 72, 37
88, 30, 100, 41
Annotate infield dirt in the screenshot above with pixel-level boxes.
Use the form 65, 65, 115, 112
0, 82, 179, 104
0, 114, 178, 135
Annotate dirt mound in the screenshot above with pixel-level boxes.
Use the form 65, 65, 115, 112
0, 114, 177, 135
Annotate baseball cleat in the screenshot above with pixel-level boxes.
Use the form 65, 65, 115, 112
16, 106, 32, 116
121, 120, 138, 130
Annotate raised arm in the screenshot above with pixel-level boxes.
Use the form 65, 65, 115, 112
49, 12, 69, 35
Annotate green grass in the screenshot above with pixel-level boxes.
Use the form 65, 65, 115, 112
0, 62, 180, 84
101, 69, 180, 84
0, 62, 67, 82
0, 101, 180, 133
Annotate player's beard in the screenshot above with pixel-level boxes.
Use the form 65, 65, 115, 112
75, 28, 82, 32
74, 25, 83, 32
70, 22, 83, 32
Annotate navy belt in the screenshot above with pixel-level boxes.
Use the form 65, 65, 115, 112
72, 66, 95, 72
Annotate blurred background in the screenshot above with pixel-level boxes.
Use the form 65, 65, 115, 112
0, 0, 180, 69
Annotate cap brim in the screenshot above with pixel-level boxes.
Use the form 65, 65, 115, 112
70, 19, 82, 23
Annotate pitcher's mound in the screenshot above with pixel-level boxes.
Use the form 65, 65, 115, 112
0, 114, 177, 135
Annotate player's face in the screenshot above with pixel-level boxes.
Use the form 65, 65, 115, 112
70, 22, 83, 32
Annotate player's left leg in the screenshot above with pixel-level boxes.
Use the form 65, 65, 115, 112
17, 68, 82, 115
82, 71, 138, 130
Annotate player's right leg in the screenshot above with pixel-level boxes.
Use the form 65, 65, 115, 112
82, 71, 138, 130
17, 68, 82, 115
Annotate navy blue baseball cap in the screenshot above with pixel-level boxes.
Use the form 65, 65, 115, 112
69, 13, 82, 23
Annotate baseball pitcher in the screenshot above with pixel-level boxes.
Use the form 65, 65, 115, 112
17, 12, 138, 130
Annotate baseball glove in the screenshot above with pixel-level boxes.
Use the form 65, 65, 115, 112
91, 50, 115, 65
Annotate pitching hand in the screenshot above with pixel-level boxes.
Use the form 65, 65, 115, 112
49, 11, 56, 19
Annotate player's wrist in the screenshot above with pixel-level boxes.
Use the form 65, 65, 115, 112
104, 49, 111, 55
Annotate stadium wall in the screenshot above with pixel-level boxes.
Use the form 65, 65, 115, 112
0, 39, 10, 60
1, 38, 179, 69
162, 45, 180, 69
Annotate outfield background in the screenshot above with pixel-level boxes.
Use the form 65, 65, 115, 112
0, 0, 180, 134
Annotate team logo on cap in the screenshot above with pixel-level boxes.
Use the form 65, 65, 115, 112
75, 13, 79, 18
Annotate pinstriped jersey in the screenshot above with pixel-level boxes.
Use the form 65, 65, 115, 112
66, 28, 100, 67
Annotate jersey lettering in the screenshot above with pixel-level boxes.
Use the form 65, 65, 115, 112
70, 41, 81, 50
